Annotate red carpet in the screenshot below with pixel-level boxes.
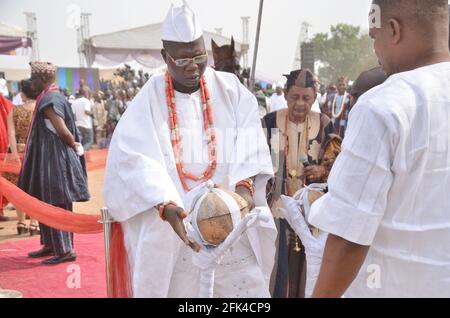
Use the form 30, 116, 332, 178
0, 233, 106, 298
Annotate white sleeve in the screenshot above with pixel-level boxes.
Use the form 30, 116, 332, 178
103, 80, 184, 222
227, 78, 274, 192
84, 99, 92, 112
308, 101, 398, 246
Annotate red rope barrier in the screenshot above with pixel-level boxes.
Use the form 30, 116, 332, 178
0, 148, 132, 298
0, 148, 108, 175
0, 177, 102, 234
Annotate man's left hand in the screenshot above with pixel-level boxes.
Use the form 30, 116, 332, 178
304, 165, 327, 183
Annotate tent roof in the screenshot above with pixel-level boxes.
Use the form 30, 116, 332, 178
0, 23, 27, 38
89, 22, 243, 52
0, 55, 30, 81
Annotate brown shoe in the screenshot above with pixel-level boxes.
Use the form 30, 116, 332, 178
28, 247, 53, 258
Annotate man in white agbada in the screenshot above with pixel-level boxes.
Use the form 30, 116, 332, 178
103, 1, 276, 298
268, 82, 287, 113
282, 0, 450, 298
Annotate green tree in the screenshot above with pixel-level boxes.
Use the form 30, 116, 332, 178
310, 24, 378, 84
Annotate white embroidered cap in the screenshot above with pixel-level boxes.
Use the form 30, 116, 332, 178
161, 0, 203, 43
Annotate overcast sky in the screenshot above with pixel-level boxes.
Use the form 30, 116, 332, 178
2, 0, 445, 82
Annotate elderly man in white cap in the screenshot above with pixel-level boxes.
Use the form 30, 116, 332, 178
103, 1, 276, 298
268, 82, 287, 113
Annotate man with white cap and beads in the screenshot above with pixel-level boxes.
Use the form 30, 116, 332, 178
103, 1, 276, 297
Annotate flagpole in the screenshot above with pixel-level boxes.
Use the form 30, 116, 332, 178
250, 0, 264, 91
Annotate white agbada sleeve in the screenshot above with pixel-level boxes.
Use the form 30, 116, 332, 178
308, 100, 397, 246
103, 80, 184, 222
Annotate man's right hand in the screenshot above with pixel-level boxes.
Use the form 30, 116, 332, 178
73, 142, 85, 156
163, 205, 201, 252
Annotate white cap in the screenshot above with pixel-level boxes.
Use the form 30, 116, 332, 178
161, 1, 203, 43
275, 81, 284, 89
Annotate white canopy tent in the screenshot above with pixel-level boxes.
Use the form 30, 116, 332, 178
83, 23, 247, 69
0, 23, 31, 81
0, 22, 28, 38
0, 55, 30, 81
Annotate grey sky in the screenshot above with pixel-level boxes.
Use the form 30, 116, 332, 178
1, 0, 383, 81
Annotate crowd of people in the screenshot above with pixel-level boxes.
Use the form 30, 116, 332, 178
0, 63, 152, 239
61, 66, 150, 150
0, 0, 449, 299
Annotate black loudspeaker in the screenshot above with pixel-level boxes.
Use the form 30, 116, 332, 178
301, 43, 315, 73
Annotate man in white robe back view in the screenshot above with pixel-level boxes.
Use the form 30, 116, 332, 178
103, 1, 276, 298
308, 0, 450, 297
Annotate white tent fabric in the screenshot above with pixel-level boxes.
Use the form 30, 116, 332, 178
0, 55, 30, 81
84, 23, 245, 68
0, 23, 27, 38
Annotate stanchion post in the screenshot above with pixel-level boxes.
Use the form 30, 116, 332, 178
99, 207, 114, 298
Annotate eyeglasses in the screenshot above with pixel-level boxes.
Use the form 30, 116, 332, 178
166, 52, 208, 67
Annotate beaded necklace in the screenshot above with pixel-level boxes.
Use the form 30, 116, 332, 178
331, 92, 348, 119
165, 71, 217, 191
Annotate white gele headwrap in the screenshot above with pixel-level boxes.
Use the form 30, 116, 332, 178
189, 181, 242, 247
161, 0, 203, 43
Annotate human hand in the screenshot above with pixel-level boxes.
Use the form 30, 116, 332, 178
5, 152, 21, 164
164, 205, 201, 252
304, 165, 327, 183
73, 142, 85, 156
